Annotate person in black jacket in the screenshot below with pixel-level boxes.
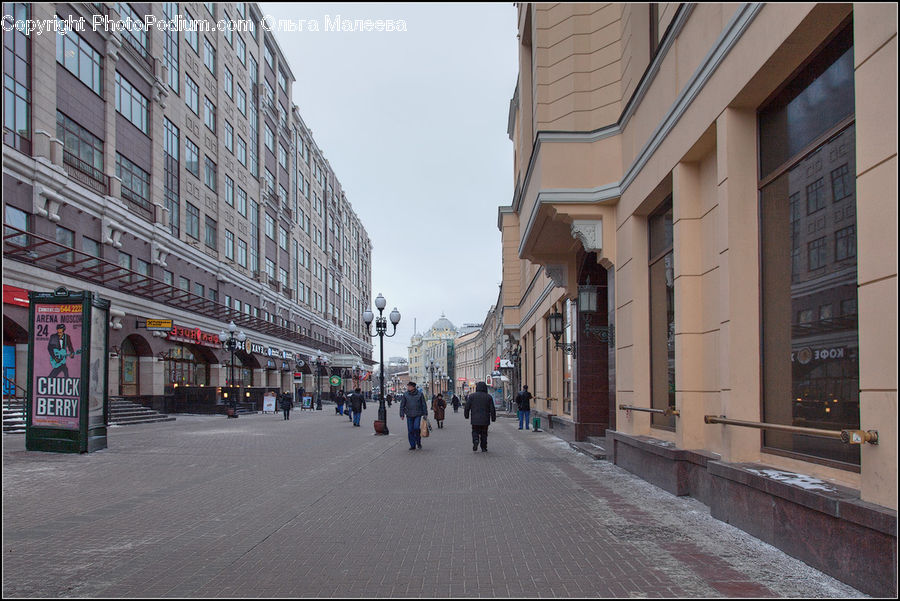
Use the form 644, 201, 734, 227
464, 381, 496, 452
280, 393, 293, 420
349, 387, 366, 427
515, 385, 533, 430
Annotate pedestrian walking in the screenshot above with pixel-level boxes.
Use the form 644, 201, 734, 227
399, 381, 428, 450
432, 393, 447, 429
335, 390, 346, 416
280, 393, 292, 420
451, 394, 460, 413
349, 387, 366, 427
515, 384, 533, 430
386, 393, 393, 407
464, 381, 496, 452
348, 391, 354, 421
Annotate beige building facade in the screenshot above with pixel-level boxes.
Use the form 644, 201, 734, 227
501, 3, 896, 596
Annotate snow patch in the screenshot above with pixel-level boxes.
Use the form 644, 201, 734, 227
744, 468, 837, 492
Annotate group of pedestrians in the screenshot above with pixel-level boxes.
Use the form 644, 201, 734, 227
398, 380, 498, 452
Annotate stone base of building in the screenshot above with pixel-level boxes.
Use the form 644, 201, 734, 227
531, 411, 608, 442
607, 430, 897, 597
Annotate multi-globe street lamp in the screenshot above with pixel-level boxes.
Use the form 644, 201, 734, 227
314, 352, 327, 410
363, 293, 400, 435
219, 321, 246, 417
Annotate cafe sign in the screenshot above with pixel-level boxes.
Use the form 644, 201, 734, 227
245, 341, 266, 355
167, 325, 220, 348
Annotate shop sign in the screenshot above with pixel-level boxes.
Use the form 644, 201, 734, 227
145, 319, 173, 331
166, 325, 220, 347
244, 341, 266, 355
329, 375, 342, 387
3, 285, 29, 307
281, 350, 292, 359
791, 346, 846, 364
268, 346, 280, 357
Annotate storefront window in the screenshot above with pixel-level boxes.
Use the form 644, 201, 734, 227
165, 345, 209, 389
649, 197, 675, 429
759, 23, 858, 467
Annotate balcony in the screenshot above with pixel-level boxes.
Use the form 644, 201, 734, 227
63, 151, 109, 196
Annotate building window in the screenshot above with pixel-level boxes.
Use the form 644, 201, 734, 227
648, 196, 675, 429
164, 118, 180, 237
224, 229, 234, 260
264, 43, 274, 69
224, 66, 233, 98
237, 187, 247, 217
116, 2, 149, 58
203, 37, 216, 76
835, 225, 856, 261
56, 26, 102, 95
238, 238, 247, 267
162, 2, 179, 93
279, 144, 287, 170
831, 163, 852, 202
185, 74, 199, 114
204, 157, 217, 192
163, 270, 173, 285
222, 10, 233, 46
194, 282, 204, 297
205, 216, 217, 249
116, 153, 151, 211
237, 85, 246, 115
235, 33, 245, 65
224, 174, 234, 206
278, 69, 287, 92
225, 120, 233, 153
265, 124, 274, 153
758, 24, 858, 467
806, 178, 825, 215
56, 111, 105, 190
184, 10, 198, 52
115, 72, 149, 134
807, 237, 827, 271
204, 97, 216, 133
279, 226, 288, 250
3, 2, 31, 153
185, 137, 199, 177
56, 225, 74, 263
265, 258, 276, 282
237, 136, 247, 166
186, 202, 200, 239
265, 213, 275, 239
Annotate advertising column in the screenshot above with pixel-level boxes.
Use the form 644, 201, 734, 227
26, 287, 110, 453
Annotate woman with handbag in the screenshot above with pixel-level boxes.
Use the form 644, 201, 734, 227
431, 393, 447, 429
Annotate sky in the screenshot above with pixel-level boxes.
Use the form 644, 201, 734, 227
259, 3, 519, 361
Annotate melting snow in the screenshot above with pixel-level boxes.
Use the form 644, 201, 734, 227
744, 468, 838, 492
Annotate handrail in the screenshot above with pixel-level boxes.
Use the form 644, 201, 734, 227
619, 404, 680, 417
3, 375, 26, 395
704, 415, 878, 445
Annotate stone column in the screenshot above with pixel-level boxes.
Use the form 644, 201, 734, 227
715, 107, 761, 463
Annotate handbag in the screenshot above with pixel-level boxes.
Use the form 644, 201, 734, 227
420, 417, 431, 438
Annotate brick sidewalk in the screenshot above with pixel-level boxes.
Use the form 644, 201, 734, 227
2, 407, 865, 598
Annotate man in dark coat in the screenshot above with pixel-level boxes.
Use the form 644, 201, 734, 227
451, 394, 460, 413
515, 385, 533, 430
464, 381, 496, 452
399, 381, 428, 450
349, 387, 366, 427
280, 393, 293, 420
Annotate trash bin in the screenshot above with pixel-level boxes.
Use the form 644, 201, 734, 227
532, 416, 540, 431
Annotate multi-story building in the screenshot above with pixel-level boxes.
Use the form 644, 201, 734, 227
500, 3, 895, 596
407, 314, 457, 396
2, 3, 373, 410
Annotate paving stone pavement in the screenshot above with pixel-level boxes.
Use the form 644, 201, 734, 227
2, 407, 867, 598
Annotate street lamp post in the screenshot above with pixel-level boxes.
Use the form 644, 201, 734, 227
363, 293, 400, 435
314, 353, 327, 410
219, 321, 246, 418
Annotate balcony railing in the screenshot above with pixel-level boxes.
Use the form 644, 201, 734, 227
63, 151, 109, 196
2, 225, 341, 353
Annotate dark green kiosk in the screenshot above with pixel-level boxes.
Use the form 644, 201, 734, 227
26, 287, 110, 453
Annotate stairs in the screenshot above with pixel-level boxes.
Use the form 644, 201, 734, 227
2, 397, 26, 434
109, 398, 176, 426
569, 435, 608, 460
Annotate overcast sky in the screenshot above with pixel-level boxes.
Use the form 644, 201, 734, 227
259, 3, 519, 361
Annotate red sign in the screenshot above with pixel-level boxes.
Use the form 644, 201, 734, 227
166, 325, 221, 347
3, 285, 29, 307
494, 356, 501, 370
